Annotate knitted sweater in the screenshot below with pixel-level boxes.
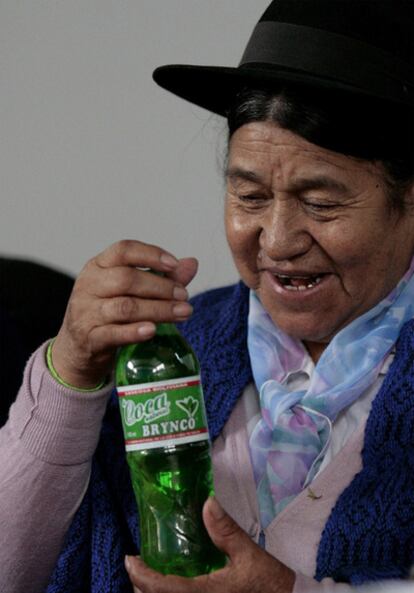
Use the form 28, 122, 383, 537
46, 281, 414, 591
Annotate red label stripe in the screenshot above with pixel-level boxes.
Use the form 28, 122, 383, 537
117, 379, 200, 397
125, 427, 208, 445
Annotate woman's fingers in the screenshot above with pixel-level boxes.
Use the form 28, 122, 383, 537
125, 556, 206, 593
98, 296, 193, 325
95, 239, 180, 271
82, 265, 190, 301
89, 322, 157, 351
50, 240, 198, 389
168, 257, 199, 287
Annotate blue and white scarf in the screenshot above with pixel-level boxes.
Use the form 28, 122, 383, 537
248, 257, 414, 527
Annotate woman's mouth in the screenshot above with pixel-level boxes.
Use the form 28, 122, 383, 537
276, 273, 324, 291
262, 269, 332, 298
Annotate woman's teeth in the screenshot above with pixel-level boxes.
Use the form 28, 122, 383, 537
277, 274, 323, 291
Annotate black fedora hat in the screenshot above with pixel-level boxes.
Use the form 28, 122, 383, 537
153, 0, 413, 116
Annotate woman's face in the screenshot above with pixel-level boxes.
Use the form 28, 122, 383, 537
225, 122, 414, 360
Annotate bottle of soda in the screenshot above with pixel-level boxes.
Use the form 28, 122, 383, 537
115, 321, 226, 577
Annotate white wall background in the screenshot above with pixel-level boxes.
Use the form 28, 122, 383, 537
0, 0, 269, 294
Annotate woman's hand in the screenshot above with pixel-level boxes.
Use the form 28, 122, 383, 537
51, 240, 198, 388
125, 497, 295, 593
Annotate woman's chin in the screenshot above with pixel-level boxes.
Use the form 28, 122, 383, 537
256, 294, 348, 349
255, 271, 352, 345
272, 317, 333, 345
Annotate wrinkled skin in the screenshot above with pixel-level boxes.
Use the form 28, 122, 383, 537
52, 240, 198, 388
125, 497, 295, 593
225, 122, 414, 361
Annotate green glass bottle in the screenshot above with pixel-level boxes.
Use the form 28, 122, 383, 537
115, 322, 226, 576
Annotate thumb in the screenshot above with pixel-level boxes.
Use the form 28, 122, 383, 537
169, 257, 198, 287
202, 496, 253, 561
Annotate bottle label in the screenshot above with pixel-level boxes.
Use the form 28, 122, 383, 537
117, 375, 209, 451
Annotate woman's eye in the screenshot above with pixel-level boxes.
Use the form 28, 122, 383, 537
303, 200, 338, 212
306, 202, 330, 209
238, 194, 268, 204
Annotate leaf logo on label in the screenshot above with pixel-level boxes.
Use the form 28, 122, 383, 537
176, 396, 199, 418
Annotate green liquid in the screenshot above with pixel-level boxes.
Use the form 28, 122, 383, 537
116, 324, 226, 576
128, 441, 224, 575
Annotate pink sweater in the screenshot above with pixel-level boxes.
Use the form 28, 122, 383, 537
0, 343, 359, 593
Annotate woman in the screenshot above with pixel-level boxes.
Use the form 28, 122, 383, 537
1, 1, 413, 592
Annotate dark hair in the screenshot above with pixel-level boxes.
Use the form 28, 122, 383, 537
226, 86, 414, 212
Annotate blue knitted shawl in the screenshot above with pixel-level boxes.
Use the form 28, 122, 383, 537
46, 281, 414, 592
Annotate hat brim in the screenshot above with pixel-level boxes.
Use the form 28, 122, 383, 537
153, 63, 407, 117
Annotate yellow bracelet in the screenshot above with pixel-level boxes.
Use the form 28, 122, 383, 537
46, 339, 106, 393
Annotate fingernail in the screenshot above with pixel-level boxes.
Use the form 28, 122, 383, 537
173, 303, 193, 317
137, 323, 156, 338
160, 253, 178, 268
173, 302, 193, 317
173, 286, 188, 301
209, 496, 226, 519
125, 555, 131, 571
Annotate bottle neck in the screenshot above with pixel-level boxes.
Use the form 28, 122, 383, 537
156, 323, 181, 336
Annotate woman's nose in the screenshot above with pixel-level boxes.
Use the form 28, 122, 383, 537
259, 199, 312, 261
